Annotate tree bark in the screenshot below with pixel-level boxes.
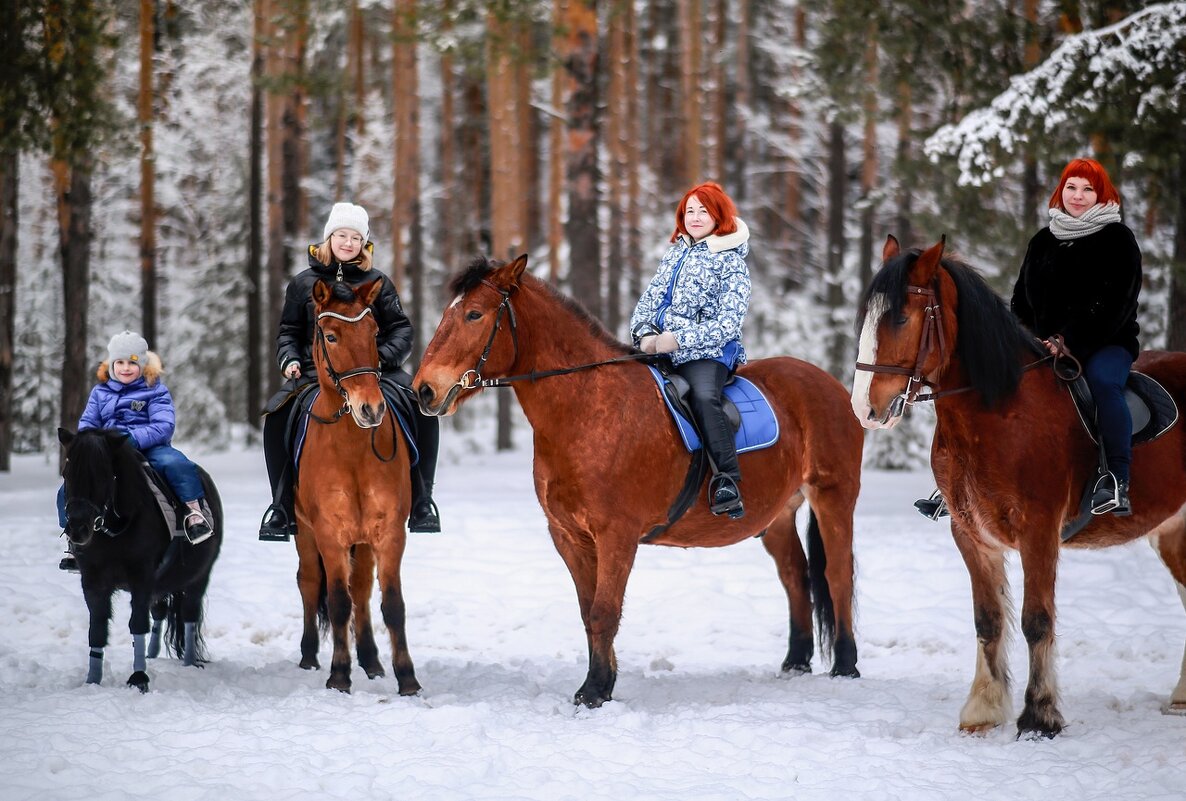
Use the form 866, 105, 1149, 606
548, 0, 565, 284
825, 119, 847, 379
678, 0, 701, 186
248, 0, 265, 426
392, 0, 420, 336
562, 0, 601, 320
858, 17, 878, 294
0, 154, 15, 469
54, 158, 95, 443
1168, 149, 1186, 352
139, 0, 157, 345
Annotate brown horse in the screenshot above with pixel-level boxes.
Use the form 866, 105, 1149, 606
413, 254, 864, 707
851, 235, 1186, 737
293, 278, 420, 695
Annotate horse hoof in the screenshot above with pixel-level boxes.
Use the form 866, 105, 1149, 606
573, 690, 609, 709
781, 661, 811, 676
398, 681, 422, 697
127, 671, 150, 693
362, 664, 386, 680
830, 665, 860, 678
326, 675, 351, 693
958, 722, 998, 736
1162, 701, 1186, 716
299, 658, 320, 671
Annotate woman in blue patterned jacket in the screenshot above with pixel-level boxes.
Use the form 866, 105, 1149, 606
630, 181, 751, 519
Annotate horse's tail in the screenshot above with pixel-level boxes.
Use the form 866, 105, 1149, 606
163, 592, 209, 663
806, 509, 837, 662
316, 553, 330, 634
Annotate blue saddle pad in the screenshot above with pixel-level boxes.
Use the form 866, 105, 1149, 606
293, 387, 419, 469
646, 366, 779, 454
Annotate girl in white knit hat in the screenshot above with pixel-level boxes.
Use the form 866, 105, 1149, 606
258, 202, 442, 540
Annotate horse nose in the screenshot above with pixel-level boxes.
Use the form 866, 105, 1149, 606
417, 384, 435, 409
360, 401, 385, 426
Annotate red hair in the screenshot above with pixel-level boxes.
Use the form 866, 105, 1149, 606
671, 182, 739, 242
1049, 158, 1121, 210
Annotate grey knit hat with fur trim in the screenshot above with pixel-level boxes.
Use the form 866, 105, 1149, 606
107, 330, 149, 366
322, 202, 370, 242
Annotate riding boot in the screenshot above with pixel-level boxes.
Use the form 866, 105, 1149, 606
260, 407, 296, 542
709, 474, 744, 519
914, 488, 950, 520
408, 411, 442, 533
1092, 474, 1131, 516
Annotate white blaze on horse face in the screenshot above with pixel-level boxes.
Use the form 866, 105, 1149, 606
449, 295, 462, 308
852, 293, 886, 429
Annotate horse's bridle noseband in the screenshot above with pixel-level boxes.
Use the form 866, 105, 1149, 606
854, 282, 949, 416
313, 307, 383, 423
453, 279, 520, 394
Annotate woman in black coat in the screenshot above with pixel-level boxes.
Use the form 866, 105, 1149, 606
1010, 158, 1142, 516
259, 202, 441, 538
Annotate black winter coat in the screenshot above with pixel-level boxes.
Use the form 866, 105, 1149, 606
1010, 222, 1142, 361
276, 246, 414, 379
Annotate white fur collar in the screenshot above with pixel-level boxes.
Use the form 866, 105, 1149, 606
679, 218, 750, 253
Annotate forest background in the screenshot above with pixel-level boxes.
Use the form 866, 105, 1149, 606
1, 0, 1184, 470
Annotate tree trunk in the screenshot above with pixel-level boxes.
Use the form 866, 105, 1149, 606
392, 0, 420, 334
0, 153, 15, 469
623, 3, 641, 314
606, 1, 625, 333
710, 0, 727, 182
438, 0, 458, 287
1168, 150, 1186, 352
139, 0, 157, 345
548, 0, 564, 284
54, 158, 95, 443
825, 119, 847, 379
733, 0, 749, 205
1021, 0, 1041, 229
264, 0, 287, 394
893, 80, 914, 248
562, 0, 601, 320
247, 0, 264, 426
858, 18, 878, 294
678, 0, 701, 186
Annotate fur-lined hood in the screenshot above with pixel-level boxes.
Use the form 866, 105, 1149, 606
96, 351, 164, 386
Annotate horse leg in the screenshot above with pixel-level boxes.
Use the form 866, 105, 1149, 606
147, 598, 168, 659
1016, 532, 1064, 738
81, 576, 113, 686
350, 545, 385, 680
1149, 513, 1186, 712
951, 529, 1013, 733
805, 486, 860, 677
295, 526, 324, 670
760, 501, 815, 674
321, 549, 355, 693
126, 583, 153, 692
178, 572, 214, 667
548, 523, 619, 707
374, 543, 421, 696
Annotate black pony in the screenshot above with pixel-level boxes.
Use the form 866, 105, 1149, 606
58, 427, 223, 692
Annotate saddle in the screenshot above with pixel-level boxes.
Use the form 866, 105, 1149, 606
1059, 370, 1178, 542
131, 451, 213, 541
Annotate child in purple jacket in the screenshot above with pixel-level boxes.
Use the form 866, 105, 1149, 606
57, 331, 211, 570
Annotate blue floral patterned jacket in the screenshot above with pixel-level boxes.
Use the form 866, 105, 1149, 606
629, 219, 751, 366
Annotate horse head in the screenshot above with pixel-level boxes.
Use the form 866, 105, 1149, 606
413, 253, 529, 417
58, 427, 134, 542
311, 278, 386, 429
851, 235, 958, 429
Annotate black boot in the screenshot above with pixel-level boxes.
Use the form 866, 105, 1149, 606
1090, 473, 1131, 516
709, 474, 744, 519
408, 499, 441, 533
914, 489, 949, 520
59, 538, 79, 572
184, 510, 214, 545
258, 504, 293, 542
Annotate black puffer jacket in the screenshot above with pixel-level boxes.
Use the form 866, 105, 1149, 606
276, 245, 414, 378
1010, 222, 1142, 361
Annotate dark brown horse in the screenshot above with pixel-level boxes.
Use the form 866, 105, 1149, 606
293, 278, 420, 695
852, 236, 1186, 737
413, 254, 864, 707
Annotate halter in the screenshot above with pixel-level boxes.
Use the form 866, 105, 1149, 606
854, 282, 950, 417
64, 481, 126, 545
312, 306, 382, 424
443, 279, 655, 400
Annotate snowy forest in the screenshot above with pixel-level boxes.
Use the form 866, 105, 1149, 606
2, 0, 1185, 468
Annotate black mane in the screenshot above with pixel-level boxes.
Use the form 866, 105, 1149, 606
859, 250, 1037, 407
64, 429, 151, 515
448, 256, 633, 355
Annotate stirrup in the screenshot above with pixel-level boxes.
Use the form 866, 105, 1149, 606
408, 499, 441, 533
1090, 472, 1120, 516
709, 475, 744, 519
914, 489, 949, 520
184, 510, 214, 545
258, 504, 293, 542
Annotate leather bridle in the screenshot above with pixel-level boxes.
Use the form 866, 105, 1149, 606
854, 282, 949, 417
311, 307, 382, 424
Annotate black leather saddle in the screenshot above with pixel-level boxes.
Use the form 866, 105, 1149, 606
1065, 371, 1178, 446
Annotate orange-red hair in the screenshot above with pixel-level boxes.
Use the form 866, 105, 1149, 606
1049, 158, 1122, 210
671, 182, 739, 242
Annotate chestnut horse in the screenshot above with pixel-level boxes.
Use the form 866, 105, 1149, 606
851, 236, 1186, 737
413, 255, 864, 707
293, 278, 420, 695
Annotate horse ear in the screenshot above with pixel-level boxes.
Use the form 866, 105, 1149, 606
360, 278, 384, 307
312, 279, 332, 307
914, 235, 947, 283
58, 427, 74, 446
882, 235, 900, 263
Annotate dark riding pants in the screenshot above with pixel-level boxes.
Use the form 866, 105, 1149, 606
1085, 345, 1133, 482
674, 358, 739, 482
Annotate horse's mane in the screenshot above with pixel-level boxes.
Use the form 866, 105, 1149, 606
860, 249, 1036, 407
449, 256, 633, 356
65, 429, 148, 507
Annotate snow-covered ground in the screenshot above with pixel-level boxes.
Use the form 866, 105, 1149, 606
1, 430, 1183, 801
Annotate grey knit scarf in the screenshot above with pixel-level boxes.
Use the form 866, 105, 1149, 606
1047, 201, 1122, 241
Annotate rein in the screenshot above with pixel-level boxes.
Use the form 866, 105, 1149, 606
449, 279, 655, 394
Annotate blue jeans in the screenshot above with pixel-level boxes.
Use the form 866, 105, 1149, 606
1084, 346, 1133, 482
56, 444, 204, 527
